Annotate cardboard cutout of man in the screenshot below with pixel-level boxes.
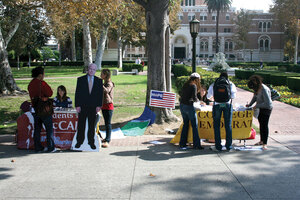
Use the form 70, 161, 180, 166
75, 63, 103, 149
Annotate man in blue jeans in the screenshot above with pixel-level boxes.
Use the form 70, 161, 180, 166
207, 72, 237, 151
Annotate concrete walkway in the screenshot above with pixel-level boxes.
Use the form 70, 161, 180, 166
1, 88, 300, 199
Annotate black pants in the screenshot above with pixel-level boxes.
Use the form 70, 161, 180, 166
76, 106, 96, 145
258, 108, 272, 145
102, 109, 113, 143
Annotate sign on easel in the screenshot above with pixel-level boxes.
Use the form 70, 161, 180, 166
149, 90, 176, 109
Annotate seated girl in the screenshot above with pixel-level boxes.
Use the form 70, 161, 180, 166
197, 85, 213, 106
53, 85, 73, 108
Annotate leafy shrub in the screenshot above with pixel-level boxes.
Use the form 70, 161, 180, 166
235, 70, 255, 79
270, 73, 300, 86
212, 64, 225, 73
287, 77, 300, 91
253, 71, 272, 84
122, 63, 143, 72
172, 64, 191, 78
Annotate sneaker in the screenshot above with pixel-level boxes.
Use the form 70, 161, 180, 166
48, 148, 57, 153
102, 142, 109, 148
43, 147, 48, 152
179, 145, 190, 150
210, 146, 221, 152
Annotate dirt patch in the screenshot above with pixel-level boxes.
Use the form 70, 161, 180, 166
144, 121, 181, 135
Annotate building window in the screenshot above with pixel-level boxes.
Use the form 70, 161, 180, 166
259, 21, 272, 32
184, 0, 195, 6
225, 40, 233, 51
200, 15, 207, 21
226, 15, 230, 21
188, 15, 195, 21
178, 15, 183, 21
259, 35, 271, 51
200, 28, 207, 32
200, 40, 208, 51
213, 40, 217, 51
212, 15, 217, 21
181, 0, 183, 6
224, 28, 231, 33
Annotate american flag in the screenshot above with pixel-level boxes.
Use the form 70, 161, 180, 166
149, 90, 176, 109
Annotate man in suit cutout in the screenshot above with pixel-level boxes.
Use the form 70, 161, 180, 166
75, 63, 103, 149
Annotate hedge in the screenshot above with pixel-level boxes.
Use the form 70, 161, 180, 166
174, 70, 219, 94
234, 70, 255, 80
270, 73, 300, 86
287, 77, 300, 91
278, 63, 300, 73
172, 64, 191, 78
122, 63, 143, 72
253, 71, 273, 84
227, 62, 261, 69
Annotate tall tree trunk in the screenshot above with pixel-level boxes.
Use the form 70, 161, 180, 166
58, 42, 61, 66
17, 55, 20, 70
117, 26, 123, 69
0, 17, 22, 94
135, 0, 177, 124
216, 9, 220, 53
28, 52, 31, 67
165, 25, 179, 122
294, 19, 299, 64
71, 29, 77, 61
82, 16, 92, 71
95, 23, 109, 70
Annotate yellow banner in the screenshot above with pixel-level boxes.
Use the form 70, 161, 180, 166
170, 110, 253, 144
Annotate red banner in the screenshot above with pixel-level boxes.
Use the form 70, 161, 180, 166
17, 111, 78, 150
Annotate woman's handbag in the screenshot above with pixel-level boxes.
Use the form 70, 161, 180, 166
32, 81, 54, 117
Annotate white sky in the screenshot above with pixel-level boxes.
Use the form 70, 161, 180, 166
231, 0, 274, 12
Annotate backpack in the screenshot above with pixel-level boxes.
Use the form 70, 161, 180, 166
213, 76, 231, 103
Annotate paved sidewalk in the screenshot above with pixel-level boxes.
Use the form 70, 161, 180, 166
1, 88, 300, 199
233, 88, 300, 154
1, 134, 300, 200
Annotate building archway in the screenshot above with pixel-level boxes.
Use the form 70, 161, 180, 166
173, 36, 188, 59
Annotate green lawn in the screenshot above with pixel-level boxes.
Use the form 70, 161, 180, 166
0, 66, 149, 134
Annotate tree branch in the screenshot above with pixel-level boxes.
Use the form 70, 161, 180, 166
132, 0, 147, 9
4, 15, 22, 48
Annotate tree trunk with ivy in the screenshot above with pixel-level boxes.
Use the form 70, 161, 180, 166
133, 0, 178, 124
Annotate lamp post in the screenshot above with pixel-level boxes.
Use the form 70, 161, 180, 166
190, 18, 200, 73
250, 50, 253, 62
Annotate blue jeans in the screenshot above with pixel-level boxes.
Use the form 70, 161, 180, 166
102, 109, 113, 143
213, 103, 233, 150
179, 104, 201, 148
33, 114, 54, 151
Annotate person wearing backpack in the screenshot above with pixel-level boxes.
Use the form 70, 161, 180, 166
178, 73, 204, 150
246, 75, 273, 150
207, 72, 237, 151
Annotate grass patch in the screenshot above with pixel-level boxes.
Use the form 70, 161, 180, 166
0, 73, 149, 134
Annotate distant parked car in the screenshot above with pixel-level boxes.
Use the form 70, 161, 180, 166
48, 58, 56, 62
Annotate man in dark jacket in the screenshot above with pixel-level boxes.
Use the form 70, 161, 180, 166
75, 63, 103, 149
